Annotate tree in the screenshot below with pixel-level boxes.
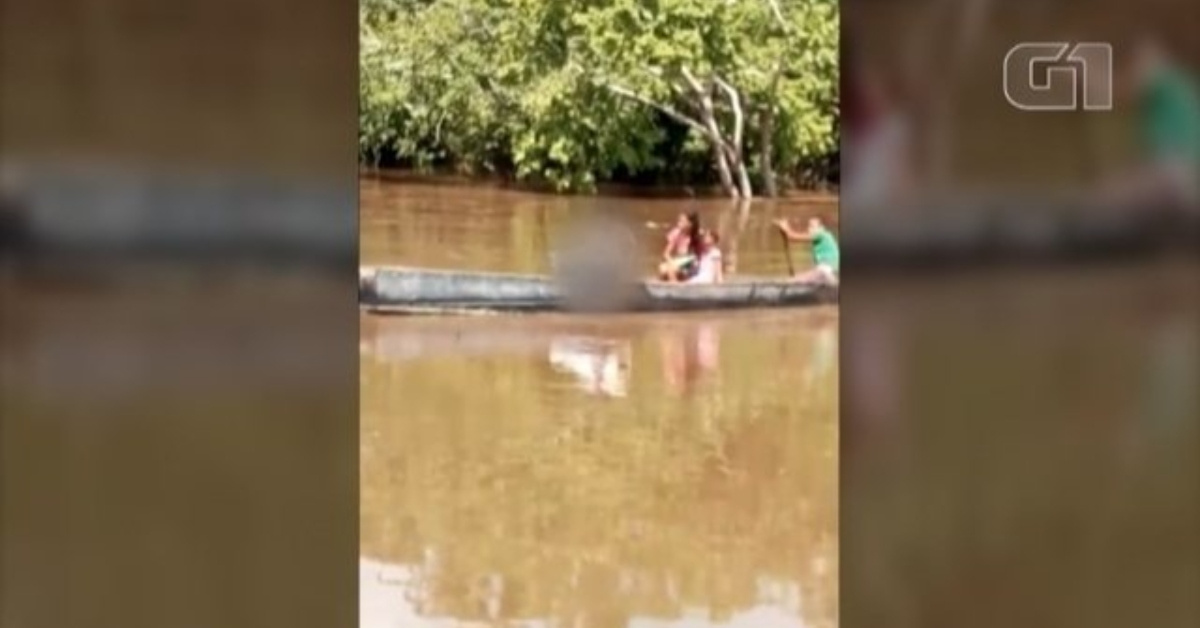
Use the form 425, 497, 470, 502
359, 0, 839, 195
577, 0, 837, 198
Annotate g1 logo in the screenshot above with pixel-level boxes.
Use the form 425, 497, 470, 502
1003, 42, 1113, 111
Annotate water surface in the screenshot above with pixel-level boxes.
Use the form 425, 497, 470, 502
360, 178, 838, 275
359, 179, 840, 628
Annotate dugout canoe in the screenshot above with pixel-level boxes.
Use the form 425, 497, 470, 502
1, 160, 355, 269
359, 266, 838, 313
842, 198, 1198, 270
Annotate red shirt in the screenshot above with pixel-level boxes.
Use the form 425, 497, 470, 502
666, 227, 694, 258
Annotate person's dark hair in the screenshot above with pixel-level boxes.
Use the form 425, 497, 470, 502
685, 211, 702, 257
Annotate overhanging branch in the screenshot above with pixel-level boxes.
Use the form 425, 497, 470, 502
603, 83, 708, 137
764, 0, 790, 34
679, 67, 707, 96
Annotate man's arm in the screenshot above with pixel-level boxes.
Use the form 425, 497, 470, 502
774, 219, 812, 242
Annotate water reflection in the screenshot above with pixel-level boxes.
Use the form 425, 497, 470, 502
361, 556, 816, 628
658, 323, 721, 396
360, 178, 838, 628
805, 320, 838, 390
843, 308, 903, 450
841, 265, 1199, 628
360, 310, 839, 628
548, 337, 632, 398
5, 284, 349, 406
1135, 311, 1197, 449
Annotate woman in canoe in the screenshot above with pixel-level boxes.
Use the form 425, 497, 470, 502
775, 216, 840, 286
658, 211, 703, 281
686, 229, 724, 284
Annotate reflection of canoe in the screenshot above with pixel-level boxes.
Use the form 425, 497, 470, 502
2, 162, 355, 267
362, 325, 561, 361
843, 201, 1199, 269
360, 267, 838, 313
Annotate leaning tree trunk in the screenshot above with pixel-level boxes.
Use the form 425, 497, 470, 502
605, 70, 753, 199
709, 142, 738, 198
694, 82, 740, 198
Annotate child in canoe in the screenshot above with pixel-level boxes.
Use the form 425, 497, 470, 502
775, 216, 840, 286
658, 211, 703, 281
686, 229, 724, 284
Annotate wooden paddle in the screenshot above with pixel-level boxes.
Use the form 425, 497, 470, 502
778, 223, 796, 277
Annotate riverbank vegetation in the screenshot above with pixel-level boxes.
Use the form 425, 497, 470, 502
360, 0, 839, 197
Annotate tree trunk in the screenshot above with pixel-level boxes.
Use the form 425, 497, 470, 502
732, 154, 753, 199
606, 72, 751, 199
760, 107, 779, 197
695, 87, 740, 199
710, 140, 738, 198
714, 76, 753, 199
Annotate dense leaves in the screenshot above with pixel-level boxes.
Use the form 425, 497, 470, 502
360, 0, 838, 193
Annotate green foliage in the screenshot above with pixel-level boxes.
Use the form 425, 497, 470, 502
360, 0, 839, 193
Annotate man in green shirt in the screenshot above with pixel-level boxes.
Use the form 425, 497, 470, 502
775, 217, 840, 286
1105, 39, 1200, 207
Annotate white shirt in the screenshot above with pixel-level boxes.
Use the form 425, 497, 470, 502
687, 248, 723, 284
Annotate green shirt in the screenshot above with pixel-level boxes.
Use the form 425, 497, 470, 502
1140, 64, 1200, 167
812, 227, 840, 271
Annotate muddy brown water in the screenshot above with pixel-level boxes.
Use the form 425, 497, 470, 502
359, 179, 841, 628
360, 178, 839, 276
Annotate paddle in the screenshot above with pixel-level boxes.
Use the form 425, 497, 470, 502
778, 223, 796, 277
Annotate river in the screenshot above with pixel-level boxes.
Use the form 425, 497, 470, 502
359, 177, 841, 628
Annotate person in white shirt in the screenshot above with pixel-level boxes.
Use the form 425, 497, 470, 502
686, 229, 724, 284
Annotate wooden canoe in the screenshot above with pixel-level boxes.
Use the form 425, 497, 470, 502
360, 266, 838, 313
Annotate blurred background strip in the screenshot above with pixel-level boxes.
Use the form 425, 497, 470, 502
840, 2, 1198, 628
0, 0, 357, 271
842, 0, 1199, 271
1, 2, 360, 628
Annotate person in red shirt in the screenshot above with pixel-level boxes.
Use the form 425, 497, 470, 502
658, 211, 703, 282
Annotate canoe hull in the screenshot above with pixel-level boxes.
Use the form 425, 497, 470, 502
361, 267, 837, 313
